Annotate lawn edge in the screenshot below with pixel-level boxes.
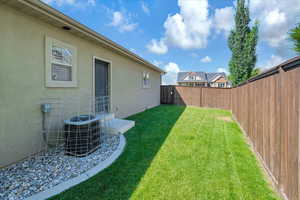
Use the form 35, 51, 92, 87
232, 114, 287, 200
25, 134, 126, 200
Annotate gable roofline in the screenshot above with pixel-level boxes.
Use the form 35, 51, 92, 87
177, 71, 207, 82
209, 73, 226, 82
182, 72, 198, 81
209, 75, 222, 82
4, 0, 165, 74
177, 72, 227, 82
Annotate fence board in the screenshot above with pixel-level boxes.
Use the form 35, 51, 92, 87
161, 66, 300, 200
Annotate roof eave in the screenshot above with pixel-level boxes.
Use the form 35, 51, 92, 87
7, 0, 165, 74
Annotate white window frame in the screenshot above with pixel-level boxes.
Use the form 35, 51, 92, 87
218, 83, 225, 88
45, 36, 78, 87
142, 71, 151, 89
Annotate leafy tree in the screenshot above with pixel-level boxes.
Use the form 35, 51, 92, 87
228, 0, 258, 86
290, 24, 300, 54
250, 68, 260, 78
227, 74, 233, 82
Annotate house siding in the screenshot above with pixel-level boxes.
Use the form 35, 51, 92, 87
0, 5, 161, 166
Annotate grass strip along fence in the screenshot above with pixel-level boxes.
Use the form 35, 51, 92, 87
51, 106, 279, 200
161, 56, 300, 200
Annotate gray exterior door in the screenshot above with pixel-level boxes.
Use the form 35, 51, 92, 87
95, 59, 109, 112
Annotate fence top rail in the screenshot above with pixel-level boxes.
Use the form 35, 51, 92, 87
161, 85, 231, 89
235, 56, 300, 87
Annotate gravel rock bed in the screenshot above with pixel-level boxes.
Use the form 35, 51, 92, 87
0, 133, 120, 200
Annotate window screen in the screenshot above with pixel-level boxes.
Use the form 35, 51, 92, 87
51, 45, 73, 81
52, 46, 72, 65
143, 72, 150, 88
51, 64, 72, 81
45, 37, 77, 87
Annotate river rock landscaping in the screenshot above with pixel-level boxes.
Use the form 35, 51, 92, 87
0, 133, 120, 200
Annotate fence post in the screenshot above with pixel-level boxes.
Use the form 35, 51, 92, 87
298, 68, 300, 200
278, 67, 286, 196
200, 87, 202, 107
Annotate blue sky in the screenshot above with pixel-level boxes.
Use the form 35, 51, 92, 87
42, 0, 298, 84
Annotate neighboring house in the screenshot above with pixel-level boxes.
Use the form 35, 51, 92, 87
177, 72, 231, 88
0, 1, 165, 167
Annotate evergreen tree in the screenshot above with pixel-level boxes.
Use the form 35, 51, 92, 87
290, 24, 300, 54
228, 0, 258, 86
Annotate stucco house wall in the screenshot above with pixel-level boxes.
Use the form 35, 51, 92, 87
0, 4, 162, 166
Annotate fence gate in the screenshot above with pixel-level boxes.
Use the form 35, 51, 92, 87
161, 86, 174, 104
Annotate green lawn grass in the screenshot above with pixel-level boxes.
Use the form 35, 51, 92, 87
51, 105, 279, 200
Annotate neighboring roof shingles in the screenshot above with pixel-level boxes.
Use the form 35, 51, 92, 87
3, 0, 165, 74
206, 72, 226, 82
177, 72, 226, 82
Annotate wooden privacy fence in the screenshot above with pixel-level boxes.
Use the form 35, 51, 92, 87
160, 56, 300, 200
161, 86, 231, 110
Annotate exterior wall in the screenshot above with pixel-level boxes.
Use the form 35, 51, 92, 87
210, 77, 229, 88
210, 82, 226, 88
215, 77, 227, 83
0, 5, 161, 166
178, 81, 230, 88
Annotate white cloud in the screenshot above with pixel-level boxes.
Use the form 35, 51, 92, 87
147, 0, 211, 53
111, 12, 123, 26
200, 56, 212, 63
213, 7, 234, 36
145, 0, 297, 61
141, 1, 150, 15
162, 62, 181, 85
217, 67, 229, 74
164, 0, 211, 49
165, 62, 180, 73
120, 23, 138, 32
152, 60, 163, 67
147, 39, 168, 54
259, 55, 285, 69
265, 9, 286, 26
110, 11, 138, 32
249, 0, 300, 47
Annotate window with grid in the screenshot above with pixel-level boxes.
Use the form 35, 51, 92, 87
142, 72, 151, 88
51, 45, 72, 81
218, 83, 225, 87
45, 37, 77, 87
